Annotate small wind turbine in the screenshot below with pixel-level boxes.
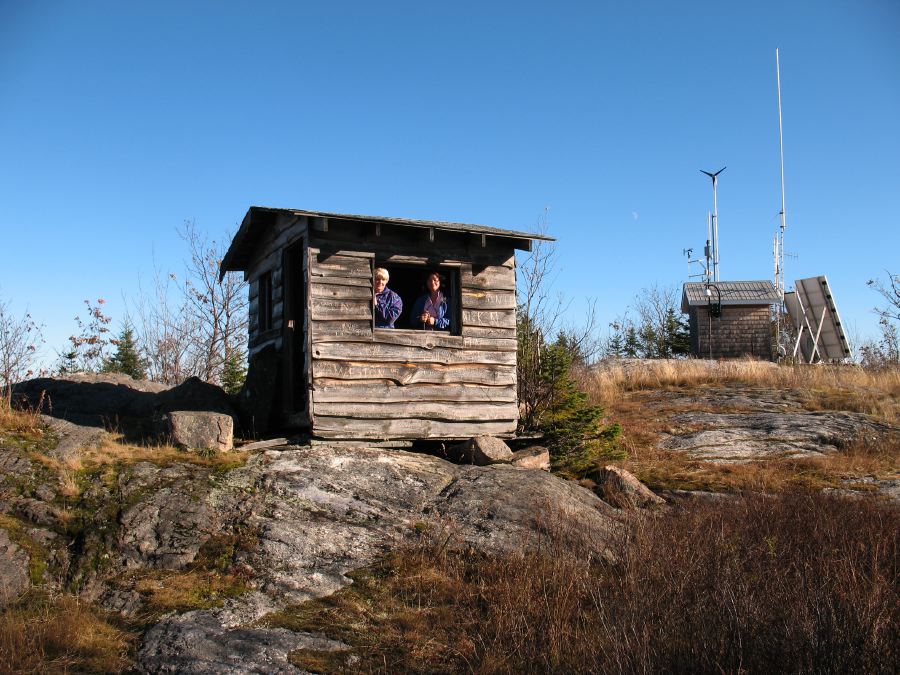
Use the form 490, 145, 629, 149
700, 166, 726, 281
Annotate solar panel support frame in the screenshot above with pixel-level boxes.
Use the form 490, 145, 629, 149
784, 275, 852, 364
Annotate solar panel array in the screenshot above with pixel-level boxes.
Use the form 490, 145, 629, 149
784, 275, 852, 362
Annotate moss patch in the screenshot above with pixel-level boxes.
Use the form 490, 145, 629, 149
0, 514, 50, 586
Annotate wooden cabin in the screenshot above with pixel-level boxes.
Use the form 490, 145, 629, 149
220, 207, 552, 440
681, 281, 780, 360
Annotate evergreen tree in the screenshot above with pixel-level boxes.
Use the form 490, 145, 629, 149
538, 335, 623, 475
56, 349, 79, 375
605, 324, 625, 358
103, 323, 147, 380
623, 326, 640, 357
221, 348, 247, 395
664, 307, 691, 357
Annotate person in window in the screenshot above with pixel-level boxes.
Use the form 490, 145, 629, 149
373, 267, 402, 328
411, 271, 450, 330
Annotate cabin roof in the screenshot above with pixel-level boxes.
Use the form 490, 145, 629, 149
220, 206, 555, 276
681, 280, 780, 312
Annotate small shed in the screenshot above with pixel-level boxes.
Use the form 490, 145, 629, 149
681, 281, 780, 360
220, 206, 552, 440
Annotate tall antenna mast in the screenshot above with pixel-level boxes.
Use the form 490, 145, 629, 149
700, 166, 726, 282
776, 47, 787, 299
774, 48, 789, 356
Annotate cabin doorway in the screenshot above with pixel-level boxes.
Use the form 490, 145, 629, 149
282, 240, 308, 423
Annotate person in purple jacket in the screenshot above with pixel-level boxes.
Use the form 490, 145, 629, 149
373, 267, 402, 328
410, 271, 450, 331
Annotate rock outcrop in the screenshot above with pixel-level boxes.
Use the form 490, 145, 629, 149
661, 409, 892, 461
0, 438, 620, 671
117, 444, 623, 670
12, 374, 239, 443
0, 529, 30, 607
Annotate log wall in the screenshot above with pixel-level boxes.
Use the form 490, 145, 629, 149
307, 236, 519, 439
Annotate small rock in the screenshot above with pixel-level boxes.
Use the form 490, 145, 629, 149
448, 436, 513, 465
164, 411, 234, 452
510, 446, 550, 471
592, 465, 665, 509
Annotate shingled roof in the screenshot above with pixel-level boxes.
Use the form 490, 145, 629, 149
221, 206, 554, 276
681, 280, 780, 313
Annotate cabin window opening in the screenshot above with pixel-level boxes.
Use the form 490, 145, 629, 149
374, 263, 461, 335
258, 271, 273, 332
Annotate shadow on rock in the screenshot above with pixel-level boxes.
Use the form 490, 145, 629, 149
12, 374, 240, 442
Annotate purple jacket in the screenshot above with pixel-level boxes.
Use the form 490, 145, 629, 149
375, 287, 402, 328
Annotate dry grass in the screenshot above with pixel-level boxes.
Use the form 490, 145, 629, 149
0, 593, 134, 674
576, 359, 900, 494
264, 494, 899, 674
591, 393, 898, 494
0, 403, 55, 454
25, 435, 249, 502
587, 359, 900, 423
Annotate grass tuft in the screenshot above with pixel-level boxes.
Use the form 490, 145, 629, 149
0, 592, 134, 673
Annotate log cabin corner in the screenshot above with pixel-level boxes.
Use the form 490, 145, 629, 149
220, 206, 553, 440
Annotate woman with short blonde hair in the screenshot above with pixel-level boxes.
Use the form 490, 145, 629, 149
373, 267, 402, 328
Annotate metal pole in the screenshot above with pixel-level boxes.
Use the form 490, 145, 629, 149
776, 48, 788, 356
713, 175, 720, 281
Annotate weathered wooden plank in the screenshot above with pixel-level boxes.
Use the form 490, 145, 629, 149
313, 401, 519, 421
309, 284, 373, 300
462, 309, 517, 329
310, 330, 516, 352
310, 275, 371, 288
313, 416, 517, 439
308, 247, 376, 260
312, 342, 515, 365
460, 265, 516, 290
462, 325, 517, 339
310, 298, 372, 321
460, 289, 517, 310
369, 331, 464, 349
310, 255, 371, 278
311, 320, 372, 339
312, 382, 516, 404
462, 336, 518, 352
312, 360, 516, 386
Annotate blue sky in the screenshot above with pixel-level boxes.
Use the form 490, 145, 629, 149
2, 0, 898, 365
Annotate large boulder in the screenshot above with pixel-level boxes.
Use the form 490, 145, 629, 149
11, 373, 168, 430
162, 411, 234, 452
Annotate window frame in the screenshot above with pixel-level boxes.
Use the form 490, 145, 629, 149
372, 261, 462, 337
